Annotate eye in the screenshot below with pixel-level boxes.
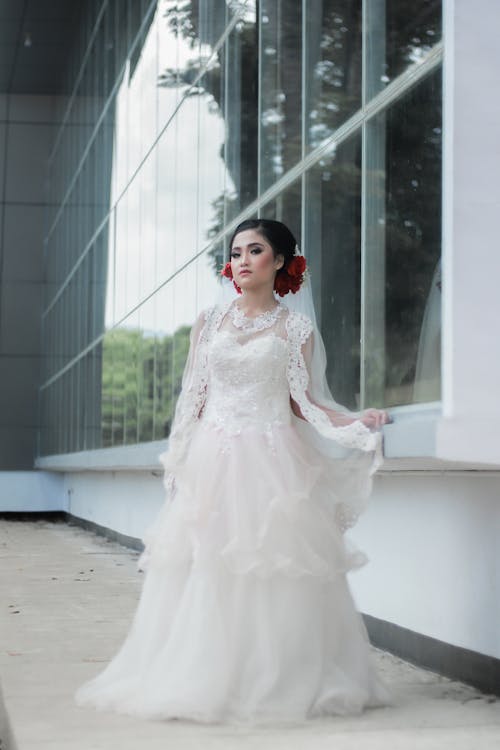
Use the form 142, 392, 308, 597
230, 251, 240, 259
251, 247, 263, 254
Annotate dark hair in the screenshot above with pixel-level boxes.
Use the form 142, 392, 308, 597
228, 219, 297, 270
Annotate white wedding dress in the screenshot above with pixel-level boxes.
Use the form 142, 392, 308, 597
75, 300, 390, 724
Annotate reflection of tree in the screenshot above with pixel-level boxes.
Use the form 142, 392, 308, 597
158, 0, 258, 273
154, 0, 442, 409
101, 325, 191, 446
384, 69, 442, 405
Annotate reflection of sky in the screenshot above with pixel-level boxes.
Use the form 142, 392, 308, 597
105, 0, 229, 335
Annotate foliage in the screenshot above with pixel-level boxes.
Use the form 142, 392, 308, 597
100, 324, 191, 447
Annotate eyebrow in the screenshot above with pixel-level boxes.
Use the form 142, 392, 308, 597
231, 242, 265, 250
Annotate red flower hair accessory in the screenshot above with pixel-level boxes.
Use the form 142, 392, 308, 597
273, 252, 307, 297
221, 261, 242, 294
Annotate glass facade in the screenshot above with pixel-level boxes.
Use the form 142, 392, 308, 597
39, 0, 442, 457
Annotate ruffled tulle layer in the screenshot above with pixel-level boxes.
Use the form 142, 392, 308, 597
139, 420, 369, 578
75, 421, 390, 723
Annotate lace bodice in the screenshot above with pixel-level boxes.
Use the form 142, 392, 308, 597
202, 330, 292, 434
161, 301, 382, 530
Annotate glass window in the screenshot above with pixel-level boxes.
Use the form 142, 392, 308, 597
223, 9, 258, 222
304, 0, 362, 151
261, 176, 302, 251
259, 0, 302, 192
382, 70, 442, 406
155, 127, 177, 288
304, 135, 362, 410
100, 331, 114, 448
137, 297, 156, 444
173, 98, 199, 269
122, 309, 140, 445
365, 0, 442, 101
39, 0, 443, 457
152, 282, 174, 440
197, 60, 226, 252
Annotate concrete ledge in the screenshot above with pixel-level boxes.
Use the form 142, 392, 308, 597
33, 426, 500, 475
34, 440, 167, 472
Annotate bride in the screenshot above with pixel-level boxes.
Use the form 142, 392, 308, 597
75, 219, 392, 723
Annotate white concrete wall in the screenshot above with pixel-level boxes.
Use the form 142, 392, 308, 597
349, 471, 500, 661
0, 471, 64, 512
4, 464, 497, 662
437, 0, 500, 464
63, 471, 166, 541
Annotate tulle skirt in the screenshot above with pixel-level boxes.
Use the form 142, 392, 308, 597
75, 420, 390, 724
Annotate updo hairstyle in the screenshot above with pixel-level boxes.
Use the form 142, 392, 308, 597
228, 219, 297, 269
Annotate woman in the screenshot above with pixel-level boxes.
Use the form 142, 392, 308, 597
76, 219, 391, 723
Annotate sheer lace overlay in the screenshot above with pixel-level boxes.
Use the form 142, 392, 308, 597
159, 301, 382, 532
75, 299, 390, 723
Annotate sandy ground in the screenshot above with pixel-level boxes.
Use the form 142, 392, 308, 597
0, 518, 499, 750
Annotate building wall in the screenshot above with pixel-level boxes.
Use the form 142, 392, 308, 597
3, 0, 500, 684
350, 472, 500, 661
0, 95, 56, 468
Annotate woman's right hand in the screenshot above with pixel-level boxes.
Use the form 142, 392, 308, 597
360, 408, 392, 429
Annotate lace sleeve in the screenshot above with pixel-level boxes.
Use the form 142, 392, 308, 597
285, 312, 380, 452
159, 307, 217, 488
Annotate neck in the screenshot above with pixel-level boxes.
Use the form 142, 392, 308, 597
237, 286, 277, 314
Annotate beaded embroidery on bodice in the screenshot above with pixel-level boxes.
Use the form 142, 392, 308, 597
202, 330, 291, 434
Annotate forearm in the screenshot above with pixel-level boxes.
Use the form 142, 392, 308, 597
290, 397, 356, 426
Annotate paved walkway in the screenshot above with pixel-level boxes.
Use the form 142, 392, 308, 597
1, 518, 499, 750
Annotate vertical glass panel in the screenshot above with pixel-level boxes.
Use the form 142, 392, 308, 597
195, 249, 224, 317
305, 1, 362, 151
125, 179, 141, 312
198, 60, 226, 251
139, 154, 157, 302
382, 70, 442, 406
157, 0, 181, 130
155, 127, 177, 287
153, 282, 174, 439
104, 210, 116, 332
224, 9, 258, 221
198, 0, 228, 51
173, 99, 199, 268
121, 310, 140, 445
112, 328, 126, 445
155, 263, 197, 439
92, 228, 109, 342
171, 266, 197, 422
365, 0, 442, 101
84, 346, 102, 450
101, 330, 114, 448
114, 195, 129, 324
304, 134, 362, 410
137, 297, 156, 443
260, 176, 302, 246
259, 0, 302, 192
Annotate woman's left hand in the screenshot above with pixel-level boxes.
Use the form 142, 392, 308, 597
360, 408, 392, 429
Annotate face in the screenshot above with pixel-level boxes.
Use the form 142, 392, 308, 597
230, 229, 284, 291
